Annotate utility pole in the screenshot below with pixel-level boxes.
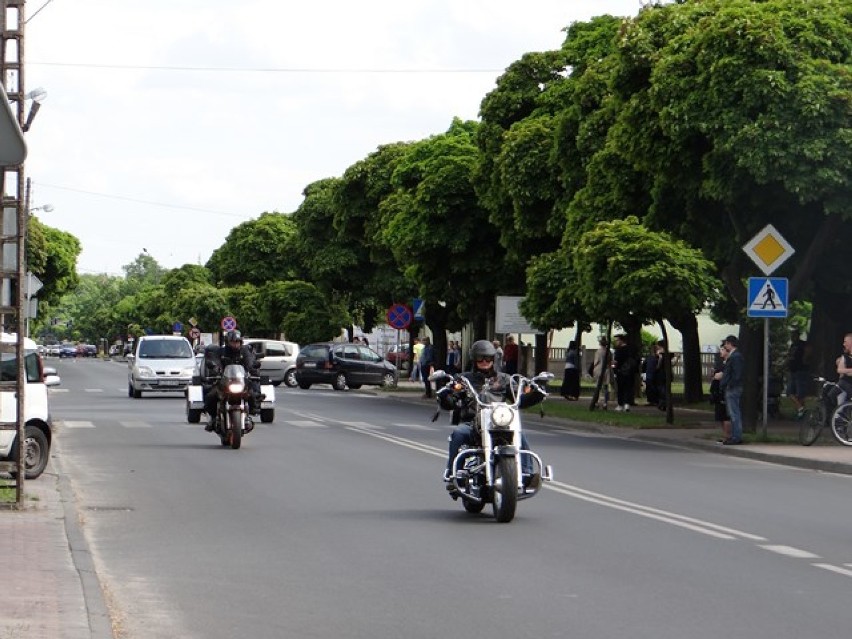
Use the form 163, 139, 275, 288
0, 0, 28, 506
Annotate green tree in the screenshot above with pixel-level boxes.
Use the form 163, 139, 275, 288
206, 213, 300, 286
574, 217, 721, 421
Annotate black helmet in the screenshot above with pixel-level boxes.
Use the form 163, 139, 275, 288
470, 339, 496, 361
225, 329, 242, 343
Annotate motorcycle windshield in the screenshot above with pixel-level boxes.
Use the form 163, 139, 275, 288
222, 363, 246, 382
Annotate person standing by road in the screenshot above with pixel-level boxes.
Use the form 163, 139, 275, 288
612, 334, 637, 412
716, 334, 744, 445
410, 337, 423, 382
561, 340, 580, 401
502, 335, 519, 375
592, 337, 612, 409
492, 340, 504, 373
710, 341, 731, 443
419, 337, 435, 398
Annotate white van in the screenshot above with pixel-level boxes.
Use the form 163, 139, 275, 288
0, 333, 61, 479
244, 338, 299, 387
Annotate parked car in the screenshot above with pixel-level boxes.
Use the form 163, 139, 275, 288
294, 342, 398, 391
58, 344, 78, 358
127, 335, 196, 398
243, 338, 299, 387
0, 333, 61, 479
385, 343, 410, 370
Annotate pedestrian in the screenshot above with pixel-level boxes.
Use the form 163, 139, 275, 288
419, 336, 435, 398
410, 337, 423, 381
786, 329, 810, 419
642, 343, 661, 407
560, 340, 580, 400
612, 334, 638, 412
710, 341, 731, 442
592, 337, 613, 409
502, 335, 519, 375
446, 340, 460, 374
362, 335, 369, 347
492, 340, 504, 373
835, 333, 852, 403
715, 334, 744, 445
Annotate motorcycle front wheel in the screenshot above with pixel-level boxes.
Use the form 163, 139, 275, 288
492, 456, 518, 523
228, 408, 243, 449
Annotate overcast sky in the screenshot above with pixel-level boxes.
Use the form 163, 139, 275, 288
24, 0, 643, 277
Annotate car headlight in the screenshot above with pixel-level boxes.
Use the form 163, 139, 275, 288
181, 367, 195, 377
227, 381, 246, 394
137, 366, 155, 377
490, 405, 515, 429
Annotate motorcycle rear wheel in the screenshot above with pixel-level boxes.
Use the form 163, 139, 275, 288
492, 456, 518, 523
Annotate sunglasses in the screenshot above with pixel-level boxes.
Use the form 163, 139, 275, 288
476, 356, 494, 363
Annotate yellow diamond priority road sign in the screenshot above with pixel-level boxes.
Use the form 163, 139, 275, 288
742, 224, 794, 276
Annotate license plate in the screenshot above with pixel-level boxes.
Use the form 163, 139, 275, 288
303, 362, 316, 368
159, 380, 179, 386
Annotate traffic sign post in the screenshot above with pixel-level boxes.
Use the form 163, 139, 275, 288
743, 226, 795, 435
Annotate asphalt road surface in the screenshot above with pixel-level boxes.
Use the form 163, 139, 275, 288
50, 358, 852, 639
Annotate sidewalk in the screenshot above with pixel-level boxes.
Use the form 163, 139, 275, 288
2, 383, 850, 639
1, 449, 113, 639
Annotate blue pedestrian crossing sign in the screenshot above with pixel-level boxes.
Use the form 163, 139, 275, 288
747, 277, 788, 318
412, 298, 425, 321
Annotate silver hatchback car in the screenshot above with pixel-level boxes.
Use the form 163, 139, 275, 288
244, 338, 300, 387
127, 335, 196, 398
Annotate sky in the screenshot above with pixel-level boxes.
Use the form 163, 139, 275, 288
23, 0, 645, 277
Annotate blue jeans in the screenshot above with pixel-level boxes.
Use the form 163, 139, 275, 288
447, 424, 533, 474
725, 387, 743, 441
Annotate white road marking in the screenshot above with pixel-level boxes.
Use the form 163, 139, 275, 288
392, 422, 436, 431
759, 545, 820, 559
60, 420, 96, 429
120, 421, 151, 428
288, 420, 326, 429
813, 563, 852, 578
338, 420, 384, 430
85, 388, 104, 393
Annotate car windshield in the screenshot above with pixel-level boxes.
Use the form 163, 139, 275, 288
139, 340, 193, 359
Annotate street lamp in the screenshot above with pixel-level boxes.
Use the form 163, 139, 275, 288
29, 203, 53, 214
22, 87, 47, 133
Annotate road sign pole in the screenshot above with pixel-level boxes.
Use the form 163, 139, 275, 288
763, 318, 769, 437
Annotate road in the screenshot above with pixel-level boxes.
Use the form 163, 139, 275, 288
50, 358, 852, 639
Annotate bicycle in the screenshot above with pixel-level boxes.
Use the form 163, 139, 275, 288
799, 377, 839, 446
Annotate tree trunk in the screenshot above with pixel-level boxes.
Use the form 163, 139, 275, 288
534, 333, 548, 376
670, 312, 703, 403
659, 320, 674, 425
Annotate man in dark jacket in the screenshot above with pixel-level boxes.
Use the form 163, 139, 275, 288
717, 334, 744, 445
419, 337, 435, 398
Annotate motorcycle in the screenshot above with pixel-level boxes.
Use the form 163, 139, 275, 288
431, 370, 554, 522
186, 363, 258, 449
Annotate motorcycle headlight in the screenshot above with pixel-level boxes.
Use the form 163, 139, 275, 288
227, 381, 246, 394
490, 405, 515, 429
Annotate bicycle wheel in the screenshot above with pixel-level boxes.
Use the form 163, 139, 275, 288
830, 402, 852, 446
799, 404, 824, 446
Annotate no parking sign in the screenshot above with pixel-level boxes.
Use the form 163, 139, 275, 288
386, 304, 412, 330
221, 316, 237, 331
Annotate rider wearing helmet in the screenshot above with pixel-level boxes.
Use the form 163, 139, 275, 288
203, 329, 262, 431
438, 339, 544, 489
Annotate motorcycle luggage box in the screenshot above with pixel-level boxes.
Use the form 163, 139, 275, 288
187, 384, 204, 408
260, 383, 275, 408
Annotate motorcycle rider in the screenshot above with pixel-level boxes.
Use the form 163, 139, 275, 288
203, 329, 262, 431
438, 339, 544, 490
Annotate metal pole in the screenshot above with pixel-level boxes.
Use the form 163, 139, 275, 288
762, 318, 769, 437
